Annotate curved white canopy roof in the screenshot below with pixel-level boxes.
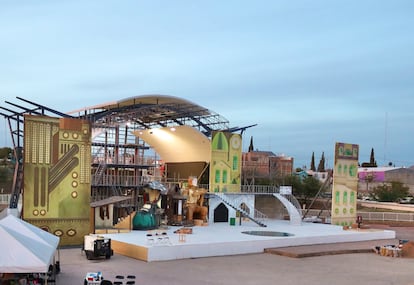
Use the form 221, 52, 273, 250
133, 125, 211, 163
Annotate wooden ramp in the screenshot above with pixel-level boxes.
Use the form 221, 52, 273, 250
264, 238, 399, 258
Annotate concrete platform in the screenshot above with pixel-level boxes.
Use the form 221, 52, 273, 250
101, 219, 396, 262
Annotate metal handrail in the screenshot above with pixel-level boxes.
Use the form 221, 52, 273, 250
304, 209, 414, 223
0, 194, 11, 205
214, 192, 268, 226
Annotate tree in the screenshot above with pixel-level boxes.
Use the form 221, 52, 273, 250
0, 147, 13, 167
364, 172, 376, 192
310, 152, 316, 171
290, 175, 321, 206
372, 181, 409, 202
0, 165, 13, 193
0, 167, 10, 183
317, 152, 325, 172
369, 148, 377, 167
302, 176, 321, 201
0, 147, 12, 160
282, 175, 303, 196
248, 136, 254, 152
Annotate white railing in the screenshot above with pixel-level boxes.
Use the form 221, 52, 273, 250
240, 185, 279, 193
253, 208, 268, 220
0, 194, 11, 205
304, 209, 414, 223
282, 194, 303, 216
91, 174, 163, 186
358, 212, 414, 222
91, 153, 156, 166
214, 193, 268, 225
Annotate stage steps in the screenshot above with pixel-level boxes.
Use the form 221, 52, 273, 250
213, 193, 267, 227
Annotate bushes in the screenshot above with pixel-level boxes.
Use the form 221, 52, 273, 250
372, 181, 409, 202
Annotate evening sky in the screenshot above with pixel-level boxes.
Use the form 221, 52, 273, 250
1, 0, 413, 168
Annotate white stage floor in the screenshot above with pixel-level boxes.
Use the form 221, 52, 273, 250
102, 220, 396, 262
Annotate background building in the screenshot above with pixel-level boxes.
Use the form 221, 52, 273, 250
242, 149, 294, 183
358, 166, 414, 193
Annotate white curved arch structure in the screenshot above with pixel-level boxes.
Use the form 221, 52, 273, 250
133, 125, 211, 163
273, 193, 302, 226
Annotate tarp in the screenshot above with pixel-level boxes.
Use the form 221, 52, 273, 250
0, 214, 60, 273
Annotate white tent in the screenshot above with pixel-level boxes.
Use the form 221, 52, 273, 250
0, 214, 60, 273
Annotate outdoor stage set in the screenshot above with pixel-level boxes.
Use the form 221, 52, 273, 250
1, 95, 395, 264
101, 219, 395, 262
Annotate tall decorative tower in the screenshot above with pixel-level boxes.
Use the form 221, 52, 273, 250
23, 115, 91, 246
331, 142, 359, 226
209, 131, 242, 193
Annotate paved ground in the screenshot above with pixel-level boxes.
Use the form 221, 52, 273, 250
55, 224, 414, 285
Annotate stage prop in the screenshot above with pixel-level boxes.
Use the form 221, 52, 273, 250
23, 115, 91, 246
182, 178, 208, 225
331, 142, 359, 226
132, 181, 167, 230
164, 184, 187, 225
210, 131, 242, 193
163, 178, 209, 226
